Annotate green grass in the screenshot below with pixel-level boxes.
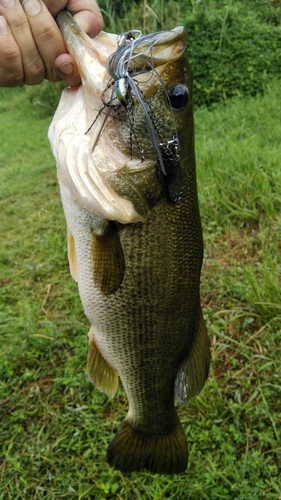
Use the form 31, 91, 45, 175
0, 81, 281, 499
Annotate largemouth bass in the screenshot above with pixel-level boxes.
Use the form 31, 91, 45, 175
48, 10, 211, 475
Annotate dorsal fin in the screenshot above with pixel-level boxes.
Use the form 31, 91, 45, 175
175, 307, 211, 403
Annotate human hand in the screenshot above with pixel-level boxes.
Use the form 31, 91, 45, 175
0, 0, 103, 87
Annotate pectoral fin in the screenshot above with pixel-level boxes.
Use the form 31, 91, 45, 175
175, 307, 211, 403
91, 222, 125, 296
67, 226, 78, 282
87, 328, 119, 397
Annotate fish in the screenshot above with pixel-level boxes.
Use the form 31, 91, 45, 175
48, 10, 211, 475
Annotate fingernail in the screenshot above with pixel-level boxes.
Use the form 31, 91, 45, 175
0, 0, 16, 7
22, 0, 42, 16
0, 16, 10, 35
57, 63, 74, 76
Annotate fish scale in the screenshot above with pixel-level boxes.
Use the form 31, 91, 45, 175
49, 10, 211, 474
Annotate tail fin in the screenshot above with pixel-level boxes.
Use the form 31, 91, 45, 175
107, 411, 187, 474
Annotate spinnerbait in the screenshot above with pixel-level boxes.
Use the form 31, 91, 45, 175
93, 29, 184, 203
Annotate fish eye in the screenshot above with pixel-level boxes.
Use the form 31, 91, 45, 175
168, 84, 189, 111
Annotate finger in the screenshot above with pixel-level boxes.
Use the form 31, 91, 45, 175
0, 0, 45, 85
22, 0, 66, 82
72, 9, 104, 38
43, 0, 104, 37
0, 14, 23, 86
54, 53, 82, 87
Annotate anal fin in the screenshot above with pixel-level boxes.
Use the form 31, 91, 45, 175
87, 328, 119, 397
175, 307, 211, 403
91, 222, 125, 296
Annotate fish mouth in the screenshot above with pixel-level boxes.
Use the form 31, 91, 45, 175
56, 10, 186, 91
50, 12, 187, 222
56, 10, 187, 166
57, 11, 117, 70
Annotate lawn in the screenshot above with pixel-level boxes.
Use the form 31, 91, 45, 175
0, 79, 280, 499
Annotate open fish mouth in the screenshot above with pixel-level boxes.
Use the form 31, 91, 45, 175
49, 12, 187, 222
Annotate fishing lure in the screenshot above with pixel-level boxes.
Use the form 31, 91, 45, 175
90, 29, 184, 203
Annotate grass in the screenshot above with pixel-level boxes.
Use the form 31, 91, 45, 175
99, 0, 184, 34
0, 80, 281, 499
